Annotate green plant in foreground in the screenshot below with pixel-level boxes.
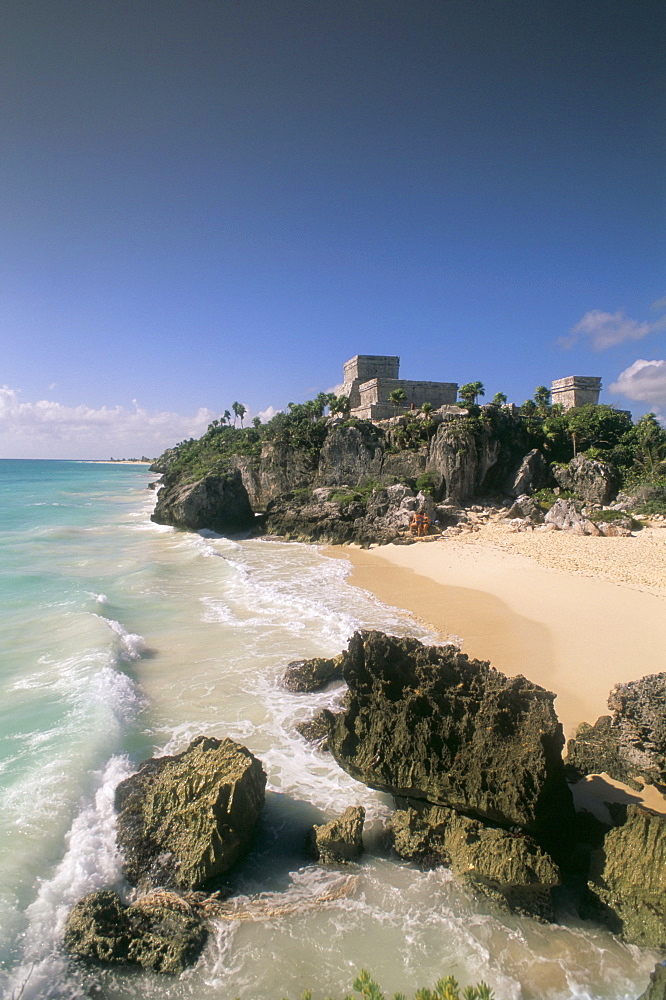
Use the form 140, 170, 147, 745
278, 969, 495, 1000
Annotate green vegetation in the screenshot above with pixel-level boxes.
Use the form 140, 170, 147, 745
415, 472, 437, 496
389, 388, 408, 416
458, 382, 485, 407
587, 509, 640, 528
531, 488, 576, 513
278, 970, 494, 1000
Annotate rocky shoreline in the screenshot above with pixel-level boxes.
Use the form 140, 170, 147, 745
63, 632, 666, 996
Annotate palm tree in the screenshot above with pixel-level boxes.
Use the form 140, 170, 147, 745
389, 388, 407, 416
534, 386, 551, 413
232, 401, 246, 427
491, 391, 507, 406
458, 382, 485, 406
330, 394, 351, 417
223, 409, 231, 426
420, 402, 434, 416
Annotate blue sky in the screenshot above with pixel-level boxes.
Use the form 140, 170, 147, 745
1, 0, 664, 458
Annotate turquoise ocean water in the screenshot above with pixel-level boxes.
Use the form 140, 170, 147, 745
0, 460, 657, 1000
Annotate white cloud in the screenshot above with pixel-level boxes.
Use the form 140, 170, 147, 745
0, 386, 217, 460
609, 359, 666, 417
559, 309, 663, 351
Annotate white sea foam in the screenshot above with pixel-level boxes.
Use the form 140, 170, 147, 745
5, 755, 133, 1000
97, 615, 147, 661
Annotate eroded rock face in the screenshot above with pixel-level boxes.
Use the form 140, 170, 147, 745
308, 805, 365, 863
565, 673, 666, 790
64, 889, 207, 975
115, 736, 266, 891
283, 655, 344, 692
552, 455, 619, 505
323, 632, 574, 853
391, 802, 560, 920
507, 449, 549, 498
588, 805, 666, 948
151, 469, 256, 534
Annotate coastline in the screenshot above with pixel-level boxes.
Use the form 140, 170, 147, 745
327, 523, 666, 814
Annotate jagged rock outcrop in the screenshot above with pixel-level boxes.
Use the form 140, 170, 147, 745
507, 448, 549, 498
295, 710, 330, 747
552, 454, 620, 505
544, 498, 600, 535
263, 483, 427, 546
115, 736, 266, 891
566, 673, 666, 790
316, 423, 384, 486
283, 655, 344, 692
64, 889, 207, 975
307, 806, 365, 863
151, 469, 256, 534
506, 494, 545, 524
323, 632, 574, 855
426, 421, 502, 503
588, 805, 666, 948
390, 802, 560, 920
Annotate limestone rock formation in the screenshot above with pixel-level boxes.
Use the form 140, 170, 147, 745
506, 494, 544, 524
552, 454, 620, 505
151, 469, 256, 535
283, 655, 344, 692
308, 806, 365, 863
115, 736, 266, 891
507, 448, 549, 498
390, 802, 560, 920
263, 483, 424, 546
316, 423, 384, 487
566, 673, 666, 790
64, 889, 208, 975
588, 805, 666, 948
323, 632, 574, 854
544, 498, 600, 535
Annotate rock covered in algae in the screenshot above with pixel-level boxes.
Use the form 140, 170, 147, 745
638, 963, 666, 1000
588, 804, 666, 948
282, 654, 344, 692
308, 806, 365, 863
115, 735, 266, 891
64, 889, 207, 975
390, 801, 560, 921
323, 631, 574, 853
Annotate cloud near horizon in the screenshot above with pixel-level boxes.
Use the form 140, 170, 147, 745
0, 386, 219, 460
610, 359, 666, 418
560, 309, 665, 351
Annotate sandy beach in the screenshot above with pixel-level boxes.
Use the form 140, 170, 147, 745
329, 520, 666, 813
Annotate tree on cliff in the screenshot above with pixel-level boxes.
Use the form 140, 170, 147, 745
458, 382, 485, 406
389, 388, 407, 416
491, 391, 507, 406
534, 386, 551, 413
232, 402, 246, 428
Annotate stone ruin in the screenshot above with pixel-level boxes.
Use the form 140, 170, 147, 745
550, 376, 602, 410
341, 355, 458, 420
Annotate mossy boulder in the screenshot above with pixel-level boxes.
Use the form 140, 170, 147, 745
391, 801, 560, 920
638, 963, 666, 1000
588, 805, 666, 948
115, 736, 266, 891
323, 632, 574, 857
308, 806, 365, 863
283, 654, 344, 692
64, 889, 207, 975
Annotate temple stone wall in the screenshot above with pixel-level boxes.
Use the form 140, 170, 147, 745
551, 376, 602, 410
354, 378, 458, 420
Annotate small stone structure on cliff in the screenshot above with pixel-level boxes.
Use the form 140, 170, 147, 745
342, 354, 458, 420
550, 376, 602, 410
